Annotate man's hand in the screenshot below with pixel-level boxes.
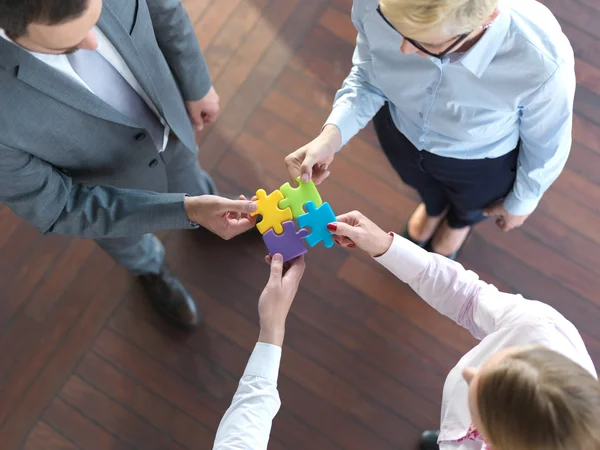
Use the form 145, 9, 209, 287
284, 125, 342, 184
184, 194, 257, 239
258, 254, 306, 347
185, 86, 220, 132
483, 201, 530, 232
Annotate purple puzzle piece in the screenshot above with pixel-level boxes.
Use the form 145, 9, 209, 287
262, 221, 309, 262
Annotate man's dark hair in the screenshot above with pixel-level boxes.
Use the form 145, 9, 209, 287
0, 0, 89, 40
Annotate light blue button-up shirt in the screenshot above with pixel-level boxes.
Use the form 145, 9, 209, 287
326, 0, 575, 215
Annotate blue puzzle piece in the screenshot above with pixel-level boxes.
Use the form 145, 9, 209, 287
296, 201, 337, 249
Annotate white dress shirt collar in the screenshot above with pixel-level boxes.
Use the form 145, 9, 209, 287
1, 26, 170, 151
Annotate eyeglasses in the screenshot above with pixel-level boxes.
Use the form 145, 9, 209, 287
376, 6, 471, 59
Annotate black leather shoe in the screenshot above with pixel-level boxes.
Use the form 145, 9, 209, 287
138, 266, 200, 328
420, 430, 440, 450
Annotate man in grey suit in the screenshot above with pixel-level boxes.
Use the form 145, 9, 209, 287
0, 0, 258, 327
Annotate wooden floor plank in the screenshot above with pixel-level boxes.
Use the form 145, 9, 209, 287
109, 296, 341, 450
477, 222, 600, 305
167, 227, 446, 403
540, 0, 600, 41
318, 7, 357, 44
0, 207, 22, 252
539, 188, 600, 247
340, 259, 469, 350
461, 232, 600, 341
24, 239, 96, 323
204, 0, 272, 79
182, 286, 400, 450
76, 351, 215, 450
0, 263, 128, 449
563, 22, 600, 69
523, 210, 600, 279
163, 235, 448, 439
573, 114, 600, 156
43, 398, 132, 450
92, 328, 224, 431
23, 422, 80, 450
567, 142, 600, 185
199, 328, 344, 450
185, 0, 211, 25
2, 1, 600, 448
575, 84, 600, 128
0, 223, 44, 294
60, 375, 185, 450
259, 90, 410, 195
197, 0, 307, 171
194, 0, 242, 50
576, 58, 600, 97
0, 235, 71, 326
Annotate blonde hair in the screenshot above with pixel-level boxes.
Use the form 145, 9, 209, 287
477, 347, 600, 450
379, 0, 498, 38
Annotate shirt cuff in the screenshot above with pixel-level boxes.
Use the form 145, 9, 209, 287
324, 104, 361, 148
244, 343, 282, 382
156, 193, 199, 230
502, 190, 540, 216
373, 233, 432, 283
182, 194, 201, 229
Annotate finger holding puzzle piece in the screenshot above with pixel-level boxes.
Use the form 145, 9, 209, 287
279, 177, 323, 218
297, 201, 337, 249
262, 221, 309, 262
252, 179, 335, 257
251, 189, 293, 235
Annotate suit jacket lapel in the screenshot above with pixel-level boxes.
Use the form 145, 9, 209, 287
0, 35, 137, 128
97, 1, 164, 117
14, 50, 139, 128
0, 0, 164, 127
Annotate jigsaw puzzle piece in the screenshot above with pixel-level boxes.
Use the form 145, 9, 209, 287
279, 177, 323, 218
262, 221, 309, 262
296, 201, 337, 249
251, 189, 293, 235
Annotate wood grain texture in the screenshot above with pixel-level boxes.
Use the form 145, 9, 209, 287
1, 1, 599, 449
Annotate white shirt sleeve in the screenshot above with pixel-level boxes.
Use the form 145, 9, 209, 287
212, 343, 282, 450
374, 234, 562, 340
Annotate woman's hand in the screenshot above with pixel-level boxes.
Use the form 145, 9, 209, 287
326, 211, 393, 257
258, 254, 306, 347
483, 201, 530, 232
284, 125, 341, 184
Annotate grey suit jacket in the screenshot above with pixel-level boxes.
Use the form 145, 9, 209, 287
0, 0, 211, 238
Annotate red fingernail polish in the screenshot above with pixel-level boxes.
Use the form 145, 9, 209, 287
327, 223, 337, 231
348, 243, 356, 248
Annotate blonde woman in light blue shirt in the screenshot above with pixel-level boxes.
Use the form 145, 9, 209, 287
286, 0, 575, 260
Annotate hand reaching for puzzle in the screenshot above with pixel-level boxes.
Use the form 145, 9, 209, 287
184, 195, 258, 240
258, 253, 306, 347
285, 125, 342, 184
327, 211, 394, 257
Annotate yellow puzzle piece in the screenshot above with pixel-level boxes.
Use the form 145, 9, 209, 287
251, 189, 293, 235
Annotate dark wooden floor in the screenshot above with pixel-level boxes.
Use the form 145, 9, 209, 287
2, 0, 600, 448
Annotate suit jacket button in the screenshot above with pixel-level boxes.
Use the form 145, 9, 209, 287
135, 133, 146, 141
149, 158, 158, 168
